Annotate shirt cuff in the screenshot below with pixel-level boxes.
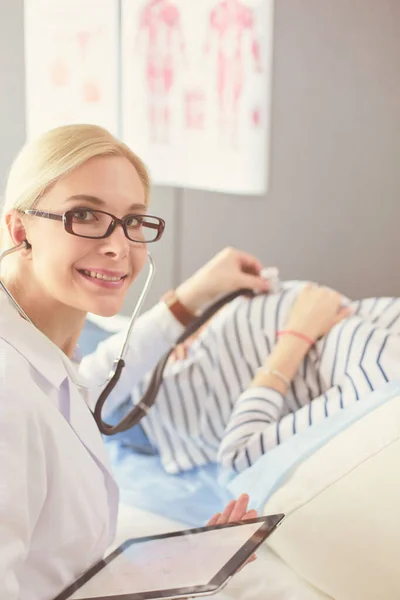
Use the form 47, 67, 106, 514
235, 386, 284, 419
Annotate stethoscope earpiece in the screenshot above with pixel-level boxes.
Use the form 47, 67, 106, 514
24, 239, 32, 250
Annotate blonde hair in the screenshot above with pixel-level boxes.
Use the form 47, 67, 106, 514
0, 124, 150, 250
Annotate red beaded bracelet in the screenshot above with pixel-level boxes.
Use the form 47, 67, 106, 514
277, 330, 314, 346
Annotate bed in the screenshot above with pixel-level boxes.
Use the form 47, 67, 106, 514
83, 314, 400, 599
81, 315, 330, 599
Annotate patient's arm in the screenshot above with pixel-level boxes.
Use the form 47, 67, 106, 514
217, 287, 353, 472
218, 328, 400, 473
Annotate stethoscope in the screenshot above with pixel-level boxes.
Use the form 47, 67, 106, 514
0, 241, 256, 435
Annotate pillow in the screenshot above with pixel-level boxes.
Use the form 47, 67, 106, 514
226, 380, 400, 509
263, 393, 400, 600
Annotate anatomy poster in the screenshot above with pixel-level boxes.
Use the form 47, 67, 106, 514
24, 0, 119, 139
122, 0, 274, 195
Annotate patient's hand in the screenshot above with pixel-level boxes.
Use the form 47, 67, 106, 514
170, 322, 210, 362
285, 284, 351, 343
170, 307, 225, 362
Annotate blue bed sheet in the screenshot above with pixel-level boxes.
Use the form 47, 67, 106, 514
105, 441, 232, 526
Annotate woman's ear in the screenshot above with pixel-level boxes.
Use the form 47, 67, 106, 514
5, 211, 29, 248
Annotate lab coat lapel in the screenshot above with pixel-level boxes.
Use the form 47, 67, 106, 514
67, 378, 111, 476
67, 379, 119, 539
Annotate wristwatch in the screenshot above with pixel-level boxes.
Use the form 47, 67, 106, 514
161, 289, 196, 327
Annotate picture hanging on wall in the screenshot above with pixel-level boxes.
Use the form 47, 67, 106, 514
121, 0, 274, 195
24, 0, 119, 139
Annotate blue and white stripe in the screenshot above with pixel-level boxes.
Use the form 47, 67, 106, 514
128, 282, 400, 474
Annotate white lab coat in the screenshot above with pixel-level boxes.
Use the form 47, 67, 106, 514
0, 293, 183, 600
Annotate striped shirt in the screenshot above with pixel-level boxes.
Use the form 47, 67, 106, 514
128, 282, 400, 474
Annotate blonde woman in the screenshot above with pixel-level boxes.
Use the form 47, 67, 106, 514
0, 124, 266, 600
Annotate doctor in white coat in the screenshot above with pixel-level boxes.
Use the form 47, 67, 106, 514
0, 124, 267, 600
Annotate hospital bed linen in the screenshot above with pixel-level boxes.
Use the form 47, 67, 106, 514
227, 379, 400, 511
105, 440, 232, 526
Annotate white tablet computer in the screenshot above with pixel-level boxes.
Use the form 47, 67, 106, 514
54, 514, 284, 600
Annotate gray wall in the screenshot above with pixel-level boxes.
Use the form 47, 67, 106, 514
176, 0, 400, 300
0, 0, 26, 192
2, 0, 400, 316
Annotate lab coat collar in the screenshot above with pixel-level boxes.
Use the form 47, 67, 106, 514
0, 293, 73, 389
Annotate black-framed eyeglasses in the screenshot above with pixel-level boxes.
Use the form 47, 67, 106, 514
24, 209, 165, 243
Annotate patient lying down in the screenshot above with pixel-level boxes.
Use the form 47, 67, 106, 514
109, 281, 400, 474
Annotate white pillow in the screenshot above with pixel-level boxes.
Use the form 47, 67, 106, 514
263, 395, 400, 600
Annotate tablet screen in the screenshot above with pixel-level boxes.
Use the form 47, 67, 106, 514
56, 515, 284, 600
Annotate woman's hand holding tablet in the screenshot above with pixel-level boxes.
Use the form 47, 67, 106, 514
54, 495, 284, 600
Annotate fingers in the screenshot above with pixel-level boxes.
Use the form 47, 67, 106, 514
216, 499, 236, 524
333, 305, 353, 325
176, 343, 189, 361
170, 338, 196, 363
235, 249, 264, 275
300, 285, 345, 314
236, 509, 258, 572
224, 493, 250, 522
231, 249, 269, 293
242, 509, 258, 521
191, 247, 269, 303
206, 513, 221, 526
206, 494, 255, 527
207, 503, 258, 575
169, 344, 187, 363
241, 273, 269, 294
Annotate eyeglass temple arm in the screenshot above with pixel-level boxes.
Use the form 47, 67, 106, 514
26, 210, 63, 222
